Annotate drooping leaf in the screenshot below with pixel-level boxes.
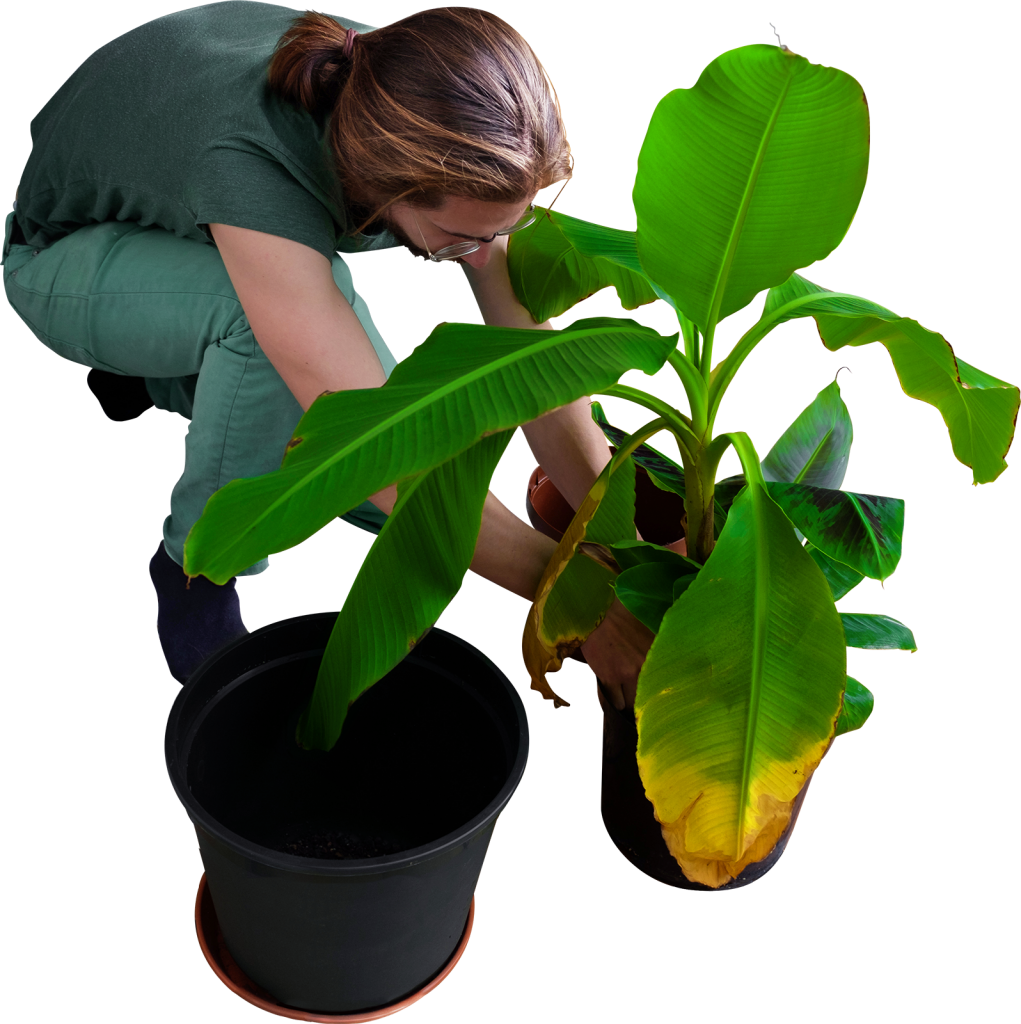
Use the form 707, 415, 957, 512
635, 480, 846, 888
759, 275, 1019, 484
523, 456, 638, 705
840, 613, 917, 651
806, 542, 864, 600
507, 209, 664, 324
634, 45, 869, 330
185, 318, 675, 582
297, 430, 514, 751
766, 481, 904, 581
835, 676, 874, 735
762, 380, 852, 488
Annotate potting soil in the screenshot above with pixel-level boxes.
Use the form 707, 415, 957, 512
187, 655, 510, 860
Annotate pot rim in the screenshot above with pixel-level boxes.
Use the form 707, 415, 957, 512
166, 615, 529, 877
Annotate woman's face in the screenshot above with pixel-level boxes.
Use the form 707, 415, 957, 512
387, 196, 534, 269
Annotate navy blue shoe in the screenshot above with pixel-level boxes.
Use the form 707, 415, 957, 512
88, 369, 154, 421
149, 542, 248, 683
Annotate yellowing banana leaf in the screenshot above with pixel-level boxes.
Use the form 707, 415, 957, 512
523, 455, 637, 705
758, 274, 1019, 484
185, 317, 674, 582
835, 676, 874, 735
507, 208, 665, 324
634, 44, 869, 330
840, 613, 917, 651
297, 430, 514, 751
635, 479, 846, 888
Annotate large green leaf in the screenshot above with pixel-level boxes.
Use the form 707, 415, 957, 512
507, 209, 664, 323
760, 275, 1020, 484
766, 481, 904, 581
184, 318, 675, 582
835, 676, 874, 736
635, 479, 846, 888
296, 430, 514, 751
762, 380, 852, 488
840, 613, 917, 651
634, 44, 869, 330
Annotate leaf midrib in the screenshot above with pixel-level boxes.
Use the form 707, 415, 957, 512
736, 483, 772, 853
793, 427, 834, 483
704, 62, 795, 333
233, 322, 663, 540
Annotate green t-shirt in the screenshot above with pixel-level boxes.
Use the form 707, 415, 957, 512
15, 1, 397, 257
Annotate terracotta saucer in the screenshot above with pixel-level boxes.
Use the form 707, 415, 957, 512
194, 874, 475, 1021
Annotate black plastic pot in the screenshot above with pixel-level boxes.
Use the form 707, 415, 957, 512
166, 614, 528, 1016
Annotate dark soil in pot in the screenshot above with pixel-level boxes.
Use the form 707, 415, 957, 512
190, 651, 508, 860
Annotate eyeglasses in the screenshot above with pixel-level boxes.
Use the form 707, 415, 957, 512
413, 205, 537, 262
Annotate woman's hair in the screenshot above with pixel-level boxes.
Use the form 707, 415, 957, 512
268, 8, 572, 229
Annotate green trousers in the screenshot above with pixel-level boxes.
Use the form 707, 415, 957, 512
3, 211, 392, 574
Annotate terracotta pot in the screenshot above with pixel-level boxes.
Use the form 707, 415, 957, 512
599, 691, 810, 890
525, 461, 686, 547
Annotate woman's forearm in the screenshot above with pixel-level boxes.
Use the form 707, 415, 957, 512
521, 399, 612, 510
462, 236, 611, 509
370, 486, 553, 601
470, 492, 557, 599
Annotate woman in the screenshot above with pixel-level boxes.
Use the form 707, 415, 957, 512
3, 2, 650, 704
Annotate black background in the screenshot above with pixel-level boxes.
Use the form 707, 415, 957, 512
11, 4, 1015, 1015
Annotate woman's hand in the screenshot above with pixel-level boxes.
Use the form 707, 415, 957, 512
580, 599, 655, 711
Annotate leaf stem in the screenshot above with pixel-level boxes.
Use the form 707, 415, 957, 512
609, 416, 673, 467
678, 310, 700, 367
700, 325, 716, 387
707, 290, 865, 427
597, 384, 700, 461
665, 351, 710, 435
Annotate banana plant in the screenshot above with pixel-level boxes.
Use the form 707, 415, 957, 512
183, 44, 1018, 886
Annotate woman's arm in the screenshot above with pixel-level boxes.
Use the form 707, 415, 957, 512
214, 224, 652, 709
460, 236, 614, 506
462, 236, 654, 709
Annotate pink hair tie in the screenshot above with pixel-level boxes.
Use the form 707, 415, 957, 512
343, 28, 358, 58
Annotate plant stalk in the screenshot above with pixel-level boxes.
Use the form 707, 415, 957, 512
664, 351, 710, 437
